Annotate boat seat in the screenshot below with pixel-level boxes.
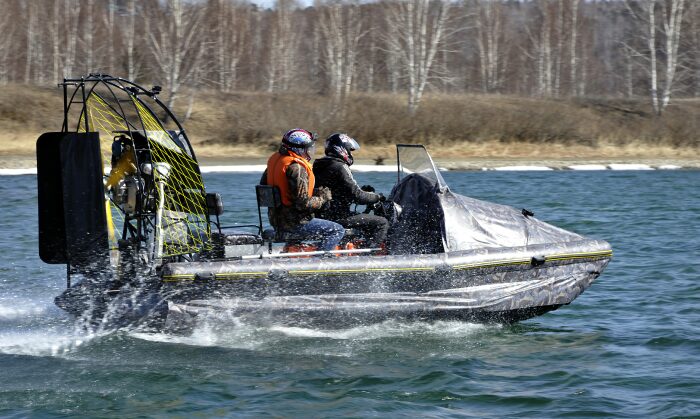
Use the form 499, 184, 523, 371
256, 185, 359, 246
223, 233, 263, 246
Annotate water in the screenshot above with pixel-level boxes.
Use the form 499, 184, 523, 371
1, 170, 698, 417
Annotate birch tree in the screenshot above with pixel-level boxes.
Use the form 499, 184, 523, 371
146, 0, 206, 109
317, 0, 365, 100
625, 0, 687, 115
62, 0, 82, 78
24, 1, 37, 83
569, 0, 581, 96
124, 0, 138, 80
266, 0, 300, 92
211, 0, 250, 92
384, 0, 451, 114
48, 0, 63, 83
688, 1, 700, 96
472, 0, 505, 93
524, 1, 553, 96
83, 0, 95, 73
0, 3, 13, 84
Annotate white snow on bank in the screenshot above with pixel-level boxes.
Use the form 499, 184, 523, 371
351, 164, 397, 172
0, 168, 37, 175
567, 164, 608, 171
490, 165, 555, 171
658, 165, 682, 170
199, 165, 267, 173
198, 164, 398, 173
608, 163, 654, 170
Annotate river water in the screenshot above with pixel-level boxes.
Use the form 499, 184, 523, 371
0, 169, 698, 417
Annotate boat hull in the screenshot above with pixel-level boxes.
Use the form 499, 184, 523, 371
161, 239, 611, 331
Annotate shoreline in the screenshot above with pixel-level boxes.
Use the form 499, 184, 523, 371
3, 154, 699, 175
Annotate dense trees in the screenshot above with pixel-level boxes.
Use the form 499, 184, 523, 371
1, 0, 699, 114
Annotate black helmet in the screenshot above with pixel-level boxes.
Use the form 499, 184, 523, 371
325, 133, 360, 166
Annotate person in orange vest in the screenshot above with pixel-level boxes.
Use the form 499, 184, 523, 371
260, 128, 345, 251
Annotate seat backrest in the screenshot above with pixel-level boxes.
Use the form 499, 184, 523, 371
256, 185, 282, 209
256, 185, 281, 239
206, 192, 224, 216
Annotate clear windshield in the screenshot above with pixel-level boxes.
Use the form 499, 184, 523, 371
396, 145, 447, 189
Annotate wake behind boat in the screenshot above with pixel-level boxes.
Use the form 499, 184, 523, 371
37, 74, 612, 332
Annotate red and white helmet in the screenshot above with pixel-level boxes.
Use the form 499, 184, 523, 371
281, 128, 317, 161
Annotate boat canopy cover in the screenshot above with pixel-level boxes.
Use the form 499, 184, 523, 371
389, 146, 583, 254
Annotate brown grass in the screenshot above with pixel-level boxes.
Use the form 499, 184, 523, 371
1, 85, 699, 161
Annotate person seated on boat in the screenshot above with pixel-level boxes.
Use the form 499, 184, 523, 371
260, 128, 345, 251
312, 133, 389, 249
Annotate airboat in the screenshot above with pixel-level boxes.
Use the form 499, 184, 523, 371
37, 74, 612, 331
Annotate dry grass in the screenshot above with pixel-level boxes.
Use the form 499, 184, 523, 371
1, 85, 699, 162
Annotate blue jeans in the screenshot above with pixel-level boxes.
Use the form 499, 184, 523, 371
288, 218, 345, 251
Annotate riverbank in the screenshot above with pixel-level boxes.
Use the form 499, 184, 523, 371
2, 84, 699, 171
2, 152, 698, 174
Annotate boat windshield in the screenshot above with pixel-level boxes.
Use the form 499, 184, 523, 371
396, 144, 447, 189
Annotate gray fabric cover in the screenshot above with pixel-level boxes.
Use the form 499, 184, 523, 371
440, 192, 583, 251
391, 145, 583, 253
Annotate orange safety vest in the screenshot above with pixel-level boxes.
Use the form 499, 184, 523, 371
266, 151, 315, 206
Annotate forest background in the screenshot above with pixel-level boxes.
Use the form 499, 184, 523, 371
0, 0, 699, 164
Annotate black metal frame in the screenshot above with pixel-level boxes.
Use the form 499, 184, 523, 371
58, 74, 211, 283
255, 185, 281, 235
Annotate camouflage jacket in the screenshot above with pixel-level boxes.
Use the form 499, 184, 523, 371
260, 161, 327, 232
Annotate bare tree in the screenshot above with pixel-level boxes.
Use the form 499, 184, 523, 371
48, 0, 63, 83
569, 0, 581, 96
62, 0, 82, 78
24, 1, 38, 83
123, 0, 138, 80
83, 0, 95, 73
0, 0, 698, 104
688, 1, 700, 96
472, 0, 505, 93
210, 0, 250, 92
0, 1, 14, 84
524, 1, 553, 96
625, 0, 687, 115
146, 0, 206, 109
265, 0, 300, 92
103, 0, 116, 74
317, 0, 366, 101
384, 0, 451, 113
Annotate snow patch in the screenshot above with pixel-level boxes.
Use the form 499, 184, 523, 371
199, 165, 267, 173
608, 163, 654, 170
351, 164, 397, 172
567, 164, 608, 171
492, 165, 554, 171
0, 168, 37, 176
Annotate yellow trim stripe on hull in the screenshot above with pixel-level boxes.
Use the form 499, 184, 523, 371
161, 250, 612, 282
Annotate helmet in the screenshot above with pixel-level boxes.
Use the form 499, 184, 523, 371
281, 128, 317, 161
324, 133, 360, 166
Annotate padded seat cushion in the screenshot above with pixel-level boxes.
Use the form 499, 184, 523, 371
223, 233, 263, 246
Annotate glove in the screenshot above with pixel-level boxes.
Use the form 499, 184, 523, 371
361, 184, 375, 193
316, 186, 332, 202
377, 193, 386, 202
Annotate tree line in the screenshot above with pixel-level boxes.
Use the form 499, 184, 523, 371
0, 0, 696, 115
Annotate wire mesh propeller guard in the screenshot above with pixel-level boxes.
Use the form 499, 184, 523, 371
62, 74, 211, 265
